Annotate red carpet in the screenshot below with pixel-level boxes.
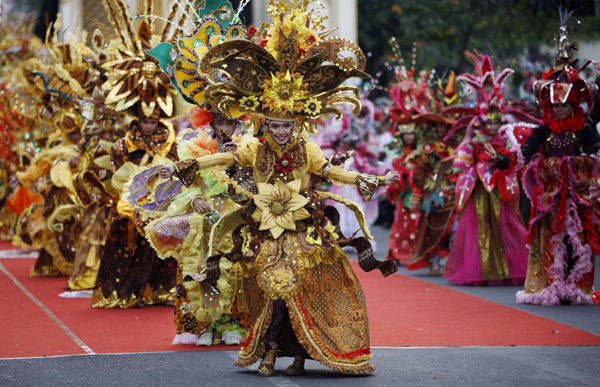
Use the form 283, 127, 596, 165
1, 256, 599, 359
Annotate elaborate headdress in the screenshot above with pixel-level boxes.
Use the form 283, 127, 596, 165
387, 40, 432, 125
101, 0, 192, 119
444, 50, 539, 139
19, 16, 106, 137
533, 8, 597, 111
191, 0, 370, 133
146, 0, 248, 111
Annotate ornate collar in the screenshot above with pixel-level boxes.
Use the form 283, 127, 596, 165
542, 107, 586, 135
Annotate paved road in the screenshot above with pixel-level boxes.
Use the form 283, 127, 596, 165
2, 347, 599, 387
368, 225, 600, 336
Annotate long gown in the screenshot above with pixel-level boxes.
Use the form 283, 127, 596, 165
131, 128, 253, 343
92, 122, 178, 308
517, 115, 600, 305
444, 133, 528, 286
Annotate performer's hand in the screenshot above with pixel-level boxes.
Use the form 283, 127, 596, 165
159, 165, 175, 179
8, 176, 19, 190
484, 143, 498, 160
193, 197, 211, 213
384, 171, 400, 186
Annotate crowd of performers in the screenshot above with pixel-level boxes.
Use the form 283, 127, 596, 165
1, 0, 599, 378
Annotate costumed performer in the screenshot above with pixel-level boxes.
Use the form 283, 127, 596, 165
159, 1, 399, 376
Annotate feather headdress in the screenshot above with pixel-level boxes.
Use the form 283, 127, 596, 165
443, 50, 540, 140
145, 0, 248, 110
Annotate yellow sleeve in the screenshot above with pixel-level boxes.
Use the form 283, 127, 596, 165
327, 166, 359, 186
236, 136, 260, 167
195, 136, 259, 170
306, 141, 358, 186
196, 152, 235, 170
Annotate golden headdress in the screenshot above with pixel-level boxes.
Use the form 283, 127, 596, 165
101, 0, 192, 120
192, 0, 370, 133
18, 16, 106, 137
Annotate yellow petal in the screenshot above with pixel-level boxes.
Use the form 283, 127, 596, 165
273, 179, 292, 201
257, 182, 275, 196
293, 207, 311, 221
286, 179, 302, 194
270, 224, 285, 239
287, 194, 309, 212
276, 212, 296, 231
260, 210, 277, 229
253, 194, 273, 210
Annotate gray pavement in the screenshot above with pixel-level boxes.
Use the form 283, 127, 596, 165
367, 225, 600, 336
2, 347, 599, 387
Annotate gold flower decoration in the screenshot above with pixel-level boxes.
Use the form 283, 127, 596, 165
239, 95, 260, 112
260, 71, 306, 114
303, 97, 322, 115
252, 179, 311, 239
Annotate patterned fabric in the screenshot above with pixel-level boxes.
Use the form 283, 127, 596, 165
174, 266, 209, 336
237, 248, 374, 374
92, 216, 178, 308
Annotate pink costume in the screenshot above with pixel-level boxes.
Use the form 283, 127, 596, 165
443, 51, 538, 286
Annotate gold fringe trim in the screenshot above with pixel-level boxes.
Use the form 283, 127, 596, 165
303, 244, 346, 269
92, 288, 141, 308
142, 285, 176, 305
66, 264, 99, 290
91, 286, 175, 309
30, 265, 62, 277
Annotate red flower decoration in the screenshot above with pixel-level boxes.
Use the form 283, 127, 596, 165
298, 48, 307, 56
259, 39, 268, 48
308, 35, 317, 44
275, 153, 295, 174
248, 26, 257, 36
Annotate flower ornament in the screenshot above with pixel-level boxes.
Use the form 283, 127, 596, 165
275, 153, 294, 174
303, 97, 322, 115
252, 179, 311, 239
260, 71, 306, 114
239, 96, 260, 111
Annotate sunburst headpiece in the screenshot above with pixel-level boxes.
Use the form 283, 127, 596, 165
101, 0, 192, 119
186, 0, 371, 133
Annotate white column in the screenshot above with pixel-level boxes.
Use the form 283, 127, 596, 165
328, 0, 358, 43
57, 0, 84, 41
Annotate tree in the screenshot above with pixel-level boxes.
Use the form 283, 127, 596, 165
358, 0, 600, 81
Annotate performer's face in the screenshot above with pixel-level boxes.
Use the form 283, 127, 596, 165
485, 119, 501, 135
213, 114, 237, 137
140, 118, 159, 136
267, 120, 294, 145
552, 102, 574, 120
402, 132, 415, 145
